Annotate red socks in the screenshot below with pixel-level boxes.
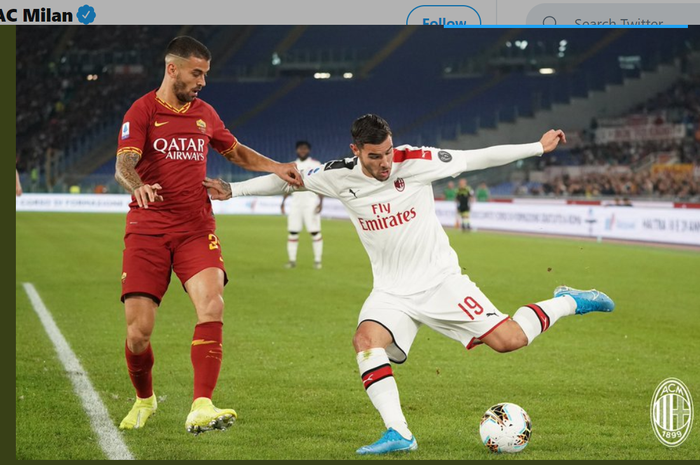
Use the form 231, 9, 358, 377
125, 322, 223, 401
191, 321, 223, 400
125, 342, 154, 399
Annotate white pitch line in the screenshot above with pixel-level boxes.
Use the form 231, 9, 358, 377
22, 283, 134, 460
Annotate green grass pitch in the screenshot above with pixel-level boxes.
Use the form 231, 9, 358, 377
16, 213, 700, 460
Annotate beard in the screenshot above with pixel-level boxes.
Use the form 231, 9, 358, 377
173, 76, 196, 103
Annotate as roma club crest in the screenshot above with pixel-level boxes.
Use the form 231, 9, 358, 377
394, 177, 405, 192
196, 119, 207, 134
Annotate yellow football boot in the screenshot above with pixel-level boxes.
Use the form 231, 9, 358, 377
119, 394, 157, 430
185, 397, 237, 435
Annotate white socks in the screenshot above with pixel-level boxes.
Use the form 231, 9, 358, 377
356, 348, 412, 440
312, 233, 323, 263
287, 233, 299, 262
287, 233, 323, 264
512, 296, 576, 344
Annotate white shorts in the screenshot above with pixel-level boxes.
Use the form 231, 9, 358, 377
358, 274, 509, 363
287, 206, 321, 233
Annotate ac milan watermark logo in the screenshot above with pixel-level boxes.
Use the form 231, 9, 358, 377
651, 378, 693, 447
394, 178, 405, 192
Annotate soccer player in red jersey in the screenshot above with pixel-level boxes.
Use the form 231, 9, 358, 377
114, 36, 300, 434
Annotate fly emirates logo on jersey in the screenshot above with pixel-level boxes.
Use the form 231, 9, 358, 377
358, 203, 417, 232
153, 137, 206, 162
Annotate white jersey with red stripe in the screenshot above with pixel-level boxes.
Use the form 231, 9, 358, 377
298, 145, 476, 295
232, 142, 543, 296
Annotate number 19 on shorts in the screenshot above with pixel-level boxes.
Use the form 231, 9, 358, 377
458, 296, 483, 320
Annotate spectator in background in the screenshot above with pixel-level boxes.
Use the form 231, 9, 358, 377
442, 180, 459, 228
456, 179, 474, 232
443, 180, 457, 201
476, 182, 490, 202
30, 167, 39, 193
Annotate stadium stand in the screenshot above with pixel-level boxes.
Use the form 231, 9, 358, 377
15, 26, 700, 201
498, 72, 700, 200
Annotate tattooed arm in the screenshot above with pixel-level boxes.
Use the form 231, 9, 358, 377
115, 152, 163, 209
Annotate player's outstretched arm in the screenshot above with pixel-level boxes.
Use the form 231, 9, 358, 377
203, 174, 296, 201
462, 129, 566, 172
115, 152, 163, 208
224, 143, 302, 187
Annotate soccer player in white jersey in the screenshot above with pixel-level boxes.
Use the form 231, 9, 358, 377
203, 114, 614, 455
280, 141, 324, 269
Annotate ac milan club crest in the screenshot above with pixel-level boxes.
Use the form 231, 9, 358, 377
394, 177, 405, 192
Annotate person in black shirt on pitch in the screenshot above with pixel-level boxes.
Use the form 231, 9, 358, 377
456, 178, 474, 232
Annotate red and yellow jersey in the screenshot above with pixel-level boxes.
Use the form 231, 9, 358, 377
117, 90, 237, 234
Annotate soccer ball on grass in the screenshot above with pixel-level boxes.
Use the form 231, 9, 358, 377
479, 402, 532, 453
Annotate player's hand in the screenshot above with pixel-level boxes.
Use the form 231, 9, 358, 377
315, 203, 322, 214
273, 162, 303, 188
16, 184, 22, 197
540, 129, 566, 153
203, 177, 232, 200
281, 203, 286, 215
132, 183, 163, 209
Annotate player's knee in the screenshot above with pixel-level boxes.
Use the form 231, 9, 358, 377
127, 325, 152, 352
352, 331, 374, 352
197, 295, 224, 323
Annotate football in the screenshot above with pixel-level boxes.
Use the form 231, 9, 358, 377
479, 403, 532, 453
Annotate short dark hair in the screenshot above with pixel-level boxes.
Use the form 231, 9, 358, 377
351, 114, 392, 148
296, 140, 311, 149
165, 36, 211, 61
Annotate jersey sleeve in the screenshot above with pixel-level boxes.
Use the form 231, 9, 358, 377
395, 145, 467, 184
209, 110, 238, 158
117, 101, 150, 158
229, 161, 340, 199
296, 161, 341, 198
402, 143, 544, 184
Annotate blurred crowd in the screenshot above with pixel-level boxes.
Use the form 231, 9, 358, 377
530, 74, 700, 199
542, 138, 700, 168
529, 170, 699, 200
15, 26, 176, 174
632, 73, 700, 127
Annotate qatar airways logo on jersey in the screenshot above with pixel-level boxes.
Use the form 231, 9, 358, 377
153, 137, 206, 161
359, 203, 417, 232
